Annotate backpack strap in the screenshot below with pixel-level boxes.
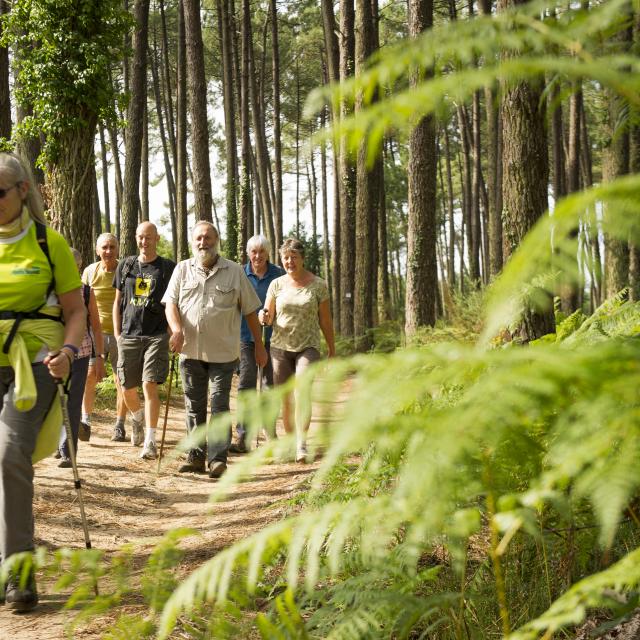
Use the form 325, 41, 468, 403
120, 256, 137, 289
35, 221, 55, 301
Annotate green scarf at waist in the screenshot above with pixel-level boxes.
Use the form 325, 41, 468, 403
0, 318, 65, 463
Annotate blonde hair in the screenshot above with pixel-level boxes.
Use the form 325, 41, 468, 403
0, 152, 46, 224
279, 237, 305, 259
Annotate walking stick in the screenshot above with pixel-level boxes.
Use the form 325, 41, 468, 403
255, 324, 267, 449
157, 355, 177, 473
55, 379, 98, 595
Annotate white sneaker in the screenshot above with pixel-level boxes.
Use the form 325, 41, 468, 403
131, 417, 144, 446
140, 440, 157, 460
295, 445, 307, 463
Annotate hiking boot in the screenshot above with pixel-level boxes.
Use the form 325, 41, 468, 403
178, 452, 206, 473
58, 457, 72, 469
78, 421, 91, 442
5, 574, 38, 613
131, 417, 144, 447
229, 437, 248, 454
110, 424, 126, 442
140, 440, 157, 460
53, 450, 62, 459
208, 461, 227, 479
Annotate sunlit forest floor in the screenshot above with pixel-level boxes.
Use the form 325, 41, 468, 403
0, 376, 333, 639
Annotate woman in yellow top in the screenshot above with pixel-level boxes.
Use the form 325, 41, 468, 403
0, 152, 85, 611
260, 238, 335, 463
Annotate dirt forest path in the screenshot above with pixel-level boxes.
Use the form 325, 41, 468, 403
0, 377, 339, 639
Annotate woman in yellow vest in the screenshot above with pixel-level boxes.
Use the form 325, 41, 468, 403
0, 152, 85, 611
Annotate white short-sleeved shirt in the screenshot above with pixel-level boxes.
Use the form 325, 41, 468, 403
162, 256, 260, 363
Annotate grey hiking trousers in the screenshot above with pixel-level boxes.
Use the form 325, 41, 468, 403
0, 363, 57, 561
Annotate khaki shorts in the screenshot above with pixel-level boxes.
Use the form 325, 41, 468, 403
89, 332, 118, 367
270, 346, 321, 386
117, 333, 170, 389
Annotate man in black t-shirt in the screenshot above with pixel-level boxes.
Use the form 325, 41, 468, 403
113, 222, 175, 460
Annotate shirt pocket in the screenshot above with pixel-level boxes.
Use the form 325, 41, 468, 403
179, 281, 200, 309
213, 284, 237, 310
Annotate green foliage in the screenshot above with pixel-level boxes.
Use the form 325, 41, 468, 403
1, 0, 130, 164
309, 0, 639, 163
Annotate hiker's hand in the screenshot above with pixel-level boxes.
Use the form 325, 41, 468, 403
45, 349, 72, 379
255, 341, 268, 368
169, 330, 184, 354
258, 309, 271, 325
94, 356, 106, 382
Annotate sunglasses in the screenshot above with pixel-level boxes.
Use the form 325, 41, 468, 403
0, 184, 19, 199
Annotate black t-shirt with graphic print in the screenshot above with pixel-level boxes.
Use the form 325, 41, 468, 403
114, 255, 176, 337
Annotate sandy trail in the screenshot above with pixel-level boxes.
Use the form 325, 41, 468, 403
0, 380, 336, 639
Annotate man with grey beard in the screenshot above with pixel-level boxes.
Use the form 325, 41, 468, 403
163, 221, 267, 478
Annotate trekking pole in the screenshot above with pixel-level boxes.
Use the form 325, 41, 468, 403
255, 324, 267, 449
157, 355, 177, 473
55, 379, 98, 596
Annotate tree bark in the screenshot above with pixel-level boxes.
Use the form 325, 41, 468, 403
270, 0, 283, 252
176, 0, 189, 260
120, 0, 150, 257
499, 0, 554, 341
239, 0, 252, 262
405, 0, 438, 335
603, 9, 632, 299
339, 0, 356, 338
0, 0, 11, 138
353, 0, 378, 348
184, 0, 213, 223
49, 124, 97, 265
99, 125, 111, 233
219, 0, 239, 259
321, 0, 342, 328
141, 102, 149, 222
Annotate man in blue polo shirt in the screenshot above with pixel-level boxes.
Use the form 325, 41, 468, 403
230, 235, 284, 453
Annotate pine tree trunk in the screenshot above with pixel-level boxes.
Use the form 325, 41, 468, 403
339, 0, 356, 338
321, 0, 342, 329
245, 0, 275, 254
270, 0, 283, 252
603, 10, 632, 299
183, 0, 213, 223
219, 0, 239, 259
470, 91, 482, 284
500, 0, 554, 341
150, 36, 177, 257
120, 0, 150, 257
239, 0, 252, 263
0, 0, 11, 138
141, 103, 149, 222
176, 0, 189, 260
49, 124, 97, 264
353, 0, 378, 348
99, 125, 111, 233
405, 0, 437, 336
108, 124, 123, 240
377, 147, 391, 321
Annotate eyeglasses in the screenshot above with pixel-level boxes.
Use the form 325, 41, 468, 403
0, 184, 19, 199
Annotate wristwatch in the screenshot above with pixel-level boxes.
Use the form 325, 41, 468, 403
96, 354, 106, 359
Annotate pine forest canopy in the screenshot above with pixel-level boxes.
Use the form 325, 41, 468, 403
0, 0, 637, 332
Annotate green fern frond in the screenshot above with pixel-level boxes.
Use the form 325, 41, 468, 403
508, 547, 640, 640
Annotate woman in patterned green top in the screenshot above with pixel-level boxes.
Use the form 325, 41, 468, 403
260, 238, 335, 462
